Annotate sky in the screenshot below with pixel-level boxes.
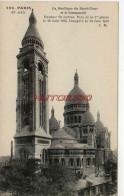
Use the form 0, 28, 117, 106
0, 2, 118, 156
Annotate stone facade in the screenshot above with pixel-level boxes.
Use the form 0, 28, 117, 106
49, 72, 111, 175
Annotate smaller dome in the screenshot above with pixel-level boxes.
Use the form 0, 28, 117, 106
95, 111, 104, 130
49, 118, 59, 130
95, 120, 104, 130
82, 109, 95, 126
49, 107, 59, 131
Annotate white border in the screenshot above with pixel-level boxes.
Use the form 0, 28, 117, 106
118, 1, 124, 196
0, 0, 123, 195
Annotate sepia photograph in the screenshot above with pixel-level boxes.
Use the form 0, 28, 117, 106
0, 2, 118, 196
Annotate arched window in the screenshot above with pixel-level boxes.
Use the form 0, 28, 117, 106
41, 149, 47, 164
23, 59, 30, 72
38, 63, 44, 75
90, 128, 93, 133
61, 158, 65, 166
69, 158, 74, 167
74, 116, 77, 123
87, 158, 91, 166
77, 158, 80, 167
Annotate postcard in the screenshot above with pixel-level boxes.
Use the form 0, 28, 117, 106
0, 2, 118, 196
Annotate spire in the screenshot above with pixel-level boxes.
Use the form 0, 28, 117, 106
97, 110, 100, 120
22, 9, 44, 48
74, 69, 79, 86
51, 106, 54, 117
29, 9, 37, 24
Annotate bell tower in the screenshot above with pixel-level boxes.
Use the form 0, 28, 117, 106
14, 10, 51, 160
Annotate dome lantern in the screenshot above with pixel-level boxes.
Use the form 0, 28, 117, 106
74, 69, 79, 86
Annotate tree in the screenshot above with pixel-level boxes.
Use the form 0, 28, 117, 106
0, 160, 79, 196
104, 150, 117, 182
0, 159, 39, 194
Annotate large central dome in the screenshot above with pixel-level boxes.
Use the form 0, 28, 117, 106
64, 71, 90, 128
65, 85, 86, 106
65, 71, 88, 107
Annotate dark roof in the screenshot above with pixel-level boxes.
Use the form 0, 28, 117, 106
64, 124, 77, 137
74, 177, 110, 191
23, 24, 42, 41
52, 127, 75, 140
